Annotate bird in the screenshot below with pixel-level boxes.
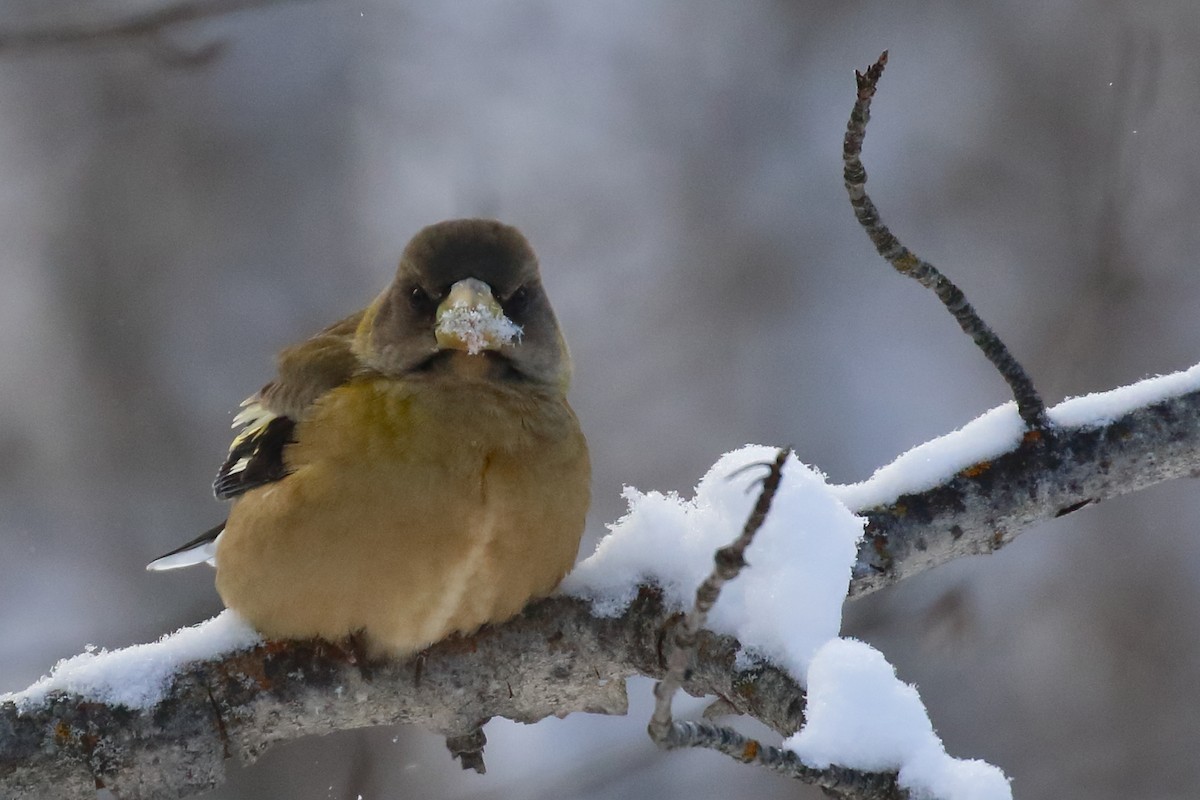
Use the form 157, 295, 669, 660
147, 218, 590, 659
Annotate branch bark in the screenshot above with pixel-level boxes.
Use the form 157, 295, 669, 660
850, 385, 1200, 596
4, 378, 1199, 798
0, 590, 825, 799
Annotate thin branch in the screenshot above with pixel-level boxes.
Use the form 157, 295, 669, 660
843, 51, 1051, 431
0, 0, 316, 54
657, 721, 903, 800
648, 447, 790, 742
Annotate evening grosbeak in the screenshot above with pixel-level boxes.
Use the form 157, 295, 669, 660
148, 219, 590, 658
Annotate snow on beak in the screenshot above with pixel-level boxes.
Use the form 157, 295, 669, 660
434, 278, 522, 355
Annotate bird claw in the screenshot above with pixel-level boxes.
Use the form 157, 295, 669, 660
444, 723, 489, 773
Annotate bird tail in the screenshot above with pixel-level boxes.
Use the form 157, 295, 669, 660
145, 521, 226, 571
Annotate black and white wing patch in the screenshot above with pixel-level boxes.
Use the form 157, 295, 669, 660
212, 396, 297, 500
145, 521, 225, 571
146, 398, 296, 572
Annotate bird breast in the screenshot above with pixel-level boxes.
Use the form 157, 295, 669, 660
213, 375, 590, 657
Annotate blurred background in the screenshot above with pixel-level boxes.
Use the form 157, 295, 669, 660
2, 1, 1199, 798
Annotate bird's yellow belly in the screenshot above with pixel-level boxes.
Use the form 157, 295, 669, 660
214, 377, 589, 657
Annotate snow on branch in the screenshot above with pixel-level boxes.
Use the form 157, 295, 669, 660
844, 366, 1200, 596
638, 451, 1000, 800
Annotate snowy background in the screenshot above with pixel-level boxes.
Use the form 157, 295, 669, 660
2, 2, 1199, 798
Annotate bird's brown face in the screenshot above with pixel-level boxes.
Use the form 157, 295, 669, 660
355, 219, 571, 389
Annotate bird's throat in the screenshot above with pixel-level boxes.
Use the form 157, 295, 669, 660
425, 349, 516, 382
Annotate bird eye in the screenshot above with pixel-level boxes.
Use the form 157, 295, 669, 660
409, 285, 434, 312
506, 286, 530, 313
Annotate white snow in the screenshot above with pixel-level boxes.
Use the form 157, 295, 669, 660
563, 446, 864, 676
566, 444, 1013, 800
435, 299, 522, 355
834, 362, 1200, 511
786, 638, 1010, 800
2, 610, 259, 711
1049, 361, 1200, 427
830, 403, 1025, 512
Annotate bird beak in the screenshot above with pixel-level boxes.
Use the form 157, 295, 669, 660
434, 278, 522, 355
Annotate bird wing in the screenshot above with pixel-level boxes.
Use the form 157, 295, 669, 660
213, 310, 364, 500
148, 313, 364, 571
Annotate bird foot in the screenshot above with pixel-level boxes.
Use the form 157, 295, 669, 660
444, 722, 489, 774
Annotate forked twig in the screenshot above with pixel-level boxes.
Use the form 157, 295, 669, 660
646, 447, 906, 799
843, 51, 1050, 432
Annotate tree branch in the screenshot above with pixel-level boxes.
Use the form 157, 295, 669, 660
0, 590, 839, 799
849, 382, 1200, 596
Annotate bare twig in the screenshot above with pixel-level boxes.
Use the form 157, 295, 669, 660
648, 447, 791, 743
646, 447, 909, 799
843, 51, 1051, 431
0, 0, 316, 55
657, 721, 903, 800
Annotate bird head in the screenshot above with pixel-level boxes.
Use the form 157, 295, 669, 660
355, 219, 572, 389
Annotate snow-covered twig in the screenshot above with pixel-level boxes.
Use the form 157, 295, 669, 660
652, 721, 904, 800
645, 448, 908, 799
844, 374, 1200, 596
843, 51, 1050, 431
648, 447, 790, 744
